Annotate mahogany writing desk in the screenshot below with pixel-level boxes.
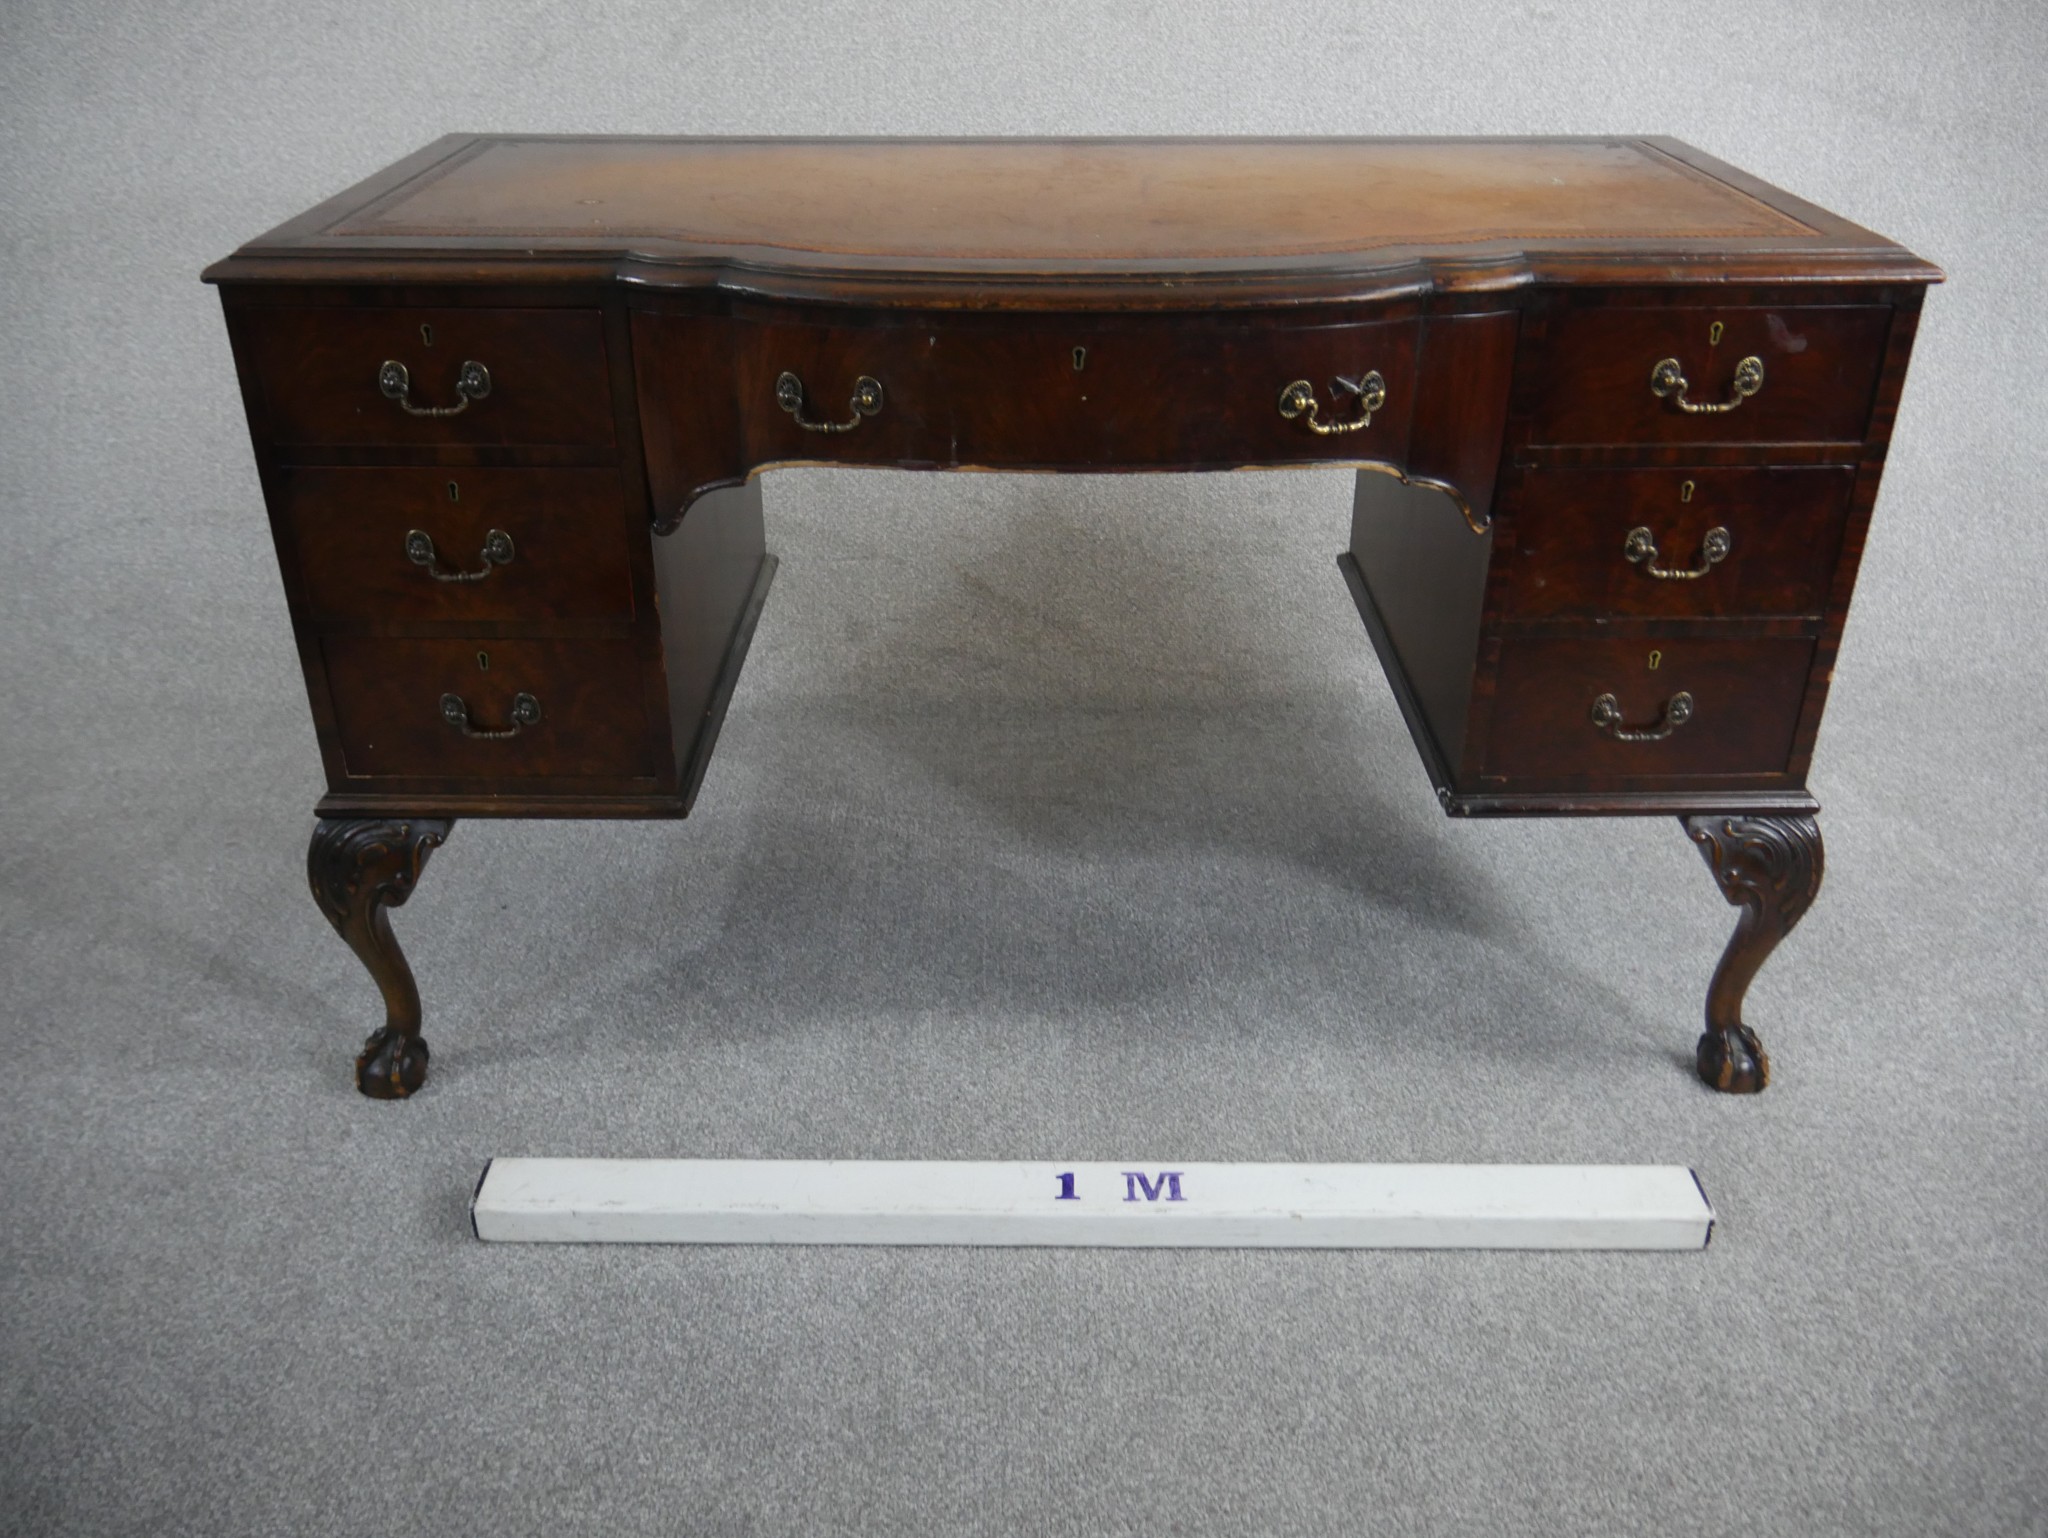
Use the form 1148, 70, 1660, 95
204, 137, 1939, 1100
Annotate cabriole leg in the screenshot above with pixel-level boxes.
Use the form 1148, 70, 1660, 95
1682, 813, 1824, 1094
306, 816, 455, 1099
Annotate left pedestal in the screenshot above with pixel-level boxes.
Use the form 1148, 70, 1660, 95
307, 817, 456, 1099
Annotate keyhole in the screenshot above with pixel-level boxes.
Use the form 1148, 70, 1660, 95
1680, 479, 1695, 503
1648, 650, 1662, 671
446, 479, 460, 502
1072, 346, 1087, 371
477, 651, 489, 672
420, 323, 435, 347
1707, 321, 1724, 346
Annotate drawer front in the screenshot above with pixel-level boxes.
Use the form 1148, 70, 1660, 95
939, 315, 1419, 468
1528, 304, 1891, 447
322, 638, 662, 780
278, 468, 636, 626
735, 314, 1419, 469
1486, 635, 1814, 783
242, 307, 615, 449
1503, 466, 1855, 621
735, 320, 943, 467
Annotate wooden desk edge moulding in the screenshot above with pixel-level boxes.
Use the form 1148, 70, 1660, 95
205, 136, 1941, 1100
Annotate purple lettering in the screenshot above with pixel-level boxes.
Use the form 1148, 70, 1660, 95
1121, 1171, 1186, 1203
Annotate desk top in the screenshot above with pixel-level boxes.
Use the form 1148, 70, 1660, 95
208, 135, 1938, 301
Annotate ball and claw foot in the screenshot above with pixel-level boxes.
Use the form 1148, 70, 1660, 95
1697, 1022, 1770, 1095
356, 1025, 431, 1100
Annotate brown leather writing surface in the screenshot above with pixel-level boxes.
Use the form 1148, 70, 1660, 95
212, 135, 1935, 298
336, 138, 1815, 256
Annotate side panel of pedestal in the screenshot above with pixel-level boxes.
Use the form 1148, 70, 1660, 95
652, 481, 775, 813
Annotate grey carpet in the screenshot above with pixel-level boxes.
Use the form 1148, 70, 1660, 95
3, 3, 2045, 1535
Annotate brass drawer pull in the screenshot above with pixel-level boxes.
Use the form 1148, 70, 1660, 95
405, 528, 514, 583
1649, 355, 1763, 414
379, 359, 491, 417
1623, 524, 1730, 580
1278, 371, 1386, 435
775, 371, 883, 433
439, 691, 540, 740
1590, 690, 1694, 742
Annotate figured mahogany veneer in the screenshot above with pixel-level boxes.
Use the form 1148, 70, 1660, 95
1486, 634, 1816, 785
721, 311, 1423, 474
205, 136, 1938, 1098
1526, 304, 1892, 447
279, 467, 636, 628
322, 636, 664, 781
239, 305, 616, 449
1504, 466, 1854, 622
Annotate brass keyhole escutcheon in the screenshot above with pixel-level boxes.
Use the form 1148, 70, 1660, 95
477, 650, 489, 672
1708, 321, 1724, 346
1648, 650, 1663, 670
420, 323, 434, 347
1072, 346, 1087, 371
447, 479, 460, 502
1680, 479, 1695, 503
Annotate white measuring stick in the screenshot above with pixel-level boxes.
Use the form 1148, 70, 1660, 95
471, 1160, 1712, 1250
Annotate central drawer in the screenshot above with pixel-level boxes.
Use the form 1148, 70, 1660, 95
733, 312, 1420, 469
